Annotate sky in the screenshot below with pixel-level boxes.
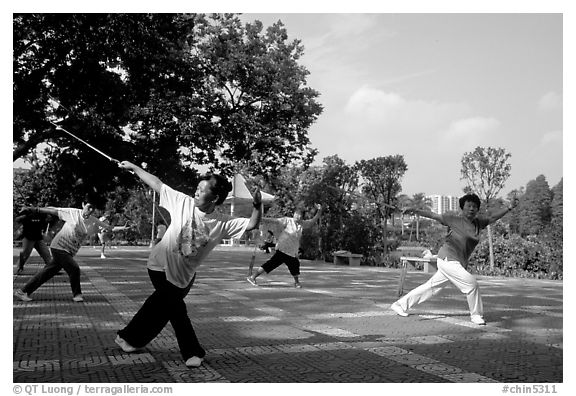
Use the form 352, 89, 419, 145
7, 3, 568, 202
237, 12, 563, 198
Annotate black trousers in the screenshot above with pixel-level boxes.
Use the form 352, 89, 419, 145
117, 269, 204, 360
261, 250, 300, 276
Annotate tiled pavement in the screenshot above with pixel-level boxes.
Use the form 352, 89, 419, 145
12, 246, 563, 383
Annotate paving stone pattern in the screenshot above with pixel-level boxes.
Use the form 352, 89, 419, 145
13, 247, 562, 383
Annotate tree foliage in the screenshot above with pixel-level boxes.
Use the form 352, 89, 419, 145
13, 13, 323, 200
355, 155, 408, 255
517, 175, 553, 236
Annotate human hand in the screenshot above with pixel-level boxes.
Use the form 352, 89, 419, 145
118, 161, 136, 170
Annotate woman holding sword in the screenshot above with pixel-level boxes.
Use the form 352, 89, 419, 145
114, 161, 262, 368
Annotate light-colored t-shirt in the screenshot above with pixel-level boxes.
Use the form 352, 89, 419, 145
148, 184, 250, 288
273, 217, 317, 258
50, 208, 102, 256
437, 214, 490, 268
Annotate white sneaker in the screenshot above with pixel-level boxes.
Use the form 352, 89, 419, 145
72, 294, 84, 302
14, 289, 32, 302
390, 302, 409, 317
185, 356, 204, 368
100, 253, 106, 259
470, 315, 486, 325
115, 335, 138, 353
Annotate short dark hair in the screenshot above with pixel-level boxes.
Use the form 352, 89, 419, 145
459, 193, 481, 209
200, 174, 232, 205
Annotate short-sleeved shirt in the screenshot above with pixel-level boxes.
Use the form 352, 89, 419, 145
273, 217, 316, 258
437, 214, 490, 268
21, 213, 48, 240
147, 184, 250, 288
50, 208, 101, 256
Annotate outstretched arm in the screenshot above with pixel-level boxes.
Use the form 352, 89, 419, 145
302, 204, 323, 228
21, 206, 59, 217
486, 198, 519, 225
403, 207, 443, 223
118, 161, 163, 194
245, 189, 263, 232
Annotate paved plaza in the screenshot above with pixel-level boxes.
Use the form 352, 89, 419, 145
12, 246, 563, 384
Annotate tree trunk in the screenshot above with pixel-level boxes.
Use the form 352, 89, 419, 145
487, 224, 495, 269
416, 214, 420, 240
382, 218, 388, 258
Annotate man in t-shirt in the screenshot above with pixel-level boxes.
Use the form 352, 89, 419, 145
115, 160, 262, 368
390, 193, 518, 325
14, 202, 113, 303
247, 203, 322, 288
14, 211, 52, 274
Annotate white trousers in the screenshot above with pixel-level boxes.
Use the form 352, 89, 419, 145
395, 257, 484, 317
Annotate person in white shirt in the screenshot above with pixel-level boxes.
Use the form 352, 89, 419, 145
115, 161, 262, 368
247, 204, 322, 288
15, 201, 113, 303
98, 215, 131, 258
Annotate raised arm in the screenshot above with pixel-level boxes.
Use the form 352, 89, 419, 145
118, 161, 163, 194
245, 188, 263, 232
21, 206, 59, 217
403, 207, 443, 223
486, 197, 519, 225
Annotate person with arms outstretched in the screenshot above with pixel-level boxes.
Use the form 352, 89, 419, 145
15, 200, 113, 302
390, 193, 518, 325
247, 203, 322, 288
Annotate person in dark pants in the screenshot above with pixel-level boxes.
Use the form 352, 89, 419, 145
15, 201, 113, 302
14, 211, 52, 274
115, 161, 262, 368
247, 204, 322, 288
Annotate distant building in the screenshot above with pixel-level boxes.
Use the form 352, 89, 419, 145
427, 194, 459, 214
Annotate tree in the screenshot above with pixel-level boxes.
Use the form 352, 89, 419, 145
13, 14, 323, 199
409, 193, 432, 241
461, 146, 512, 269
356, 155, 408, 257
518, 175, 553, 236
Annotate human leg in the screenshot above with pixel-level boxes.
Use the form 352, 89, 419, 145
20, 250, 64, 296
54, 249, 83, 298
117, 270, 205, 360
392, 269, 450, 313
437, 259, 484, 320
17, 238, 35, 272
248, 251, 285, 284
285, 255, 301, 287
34, 239, 52, 265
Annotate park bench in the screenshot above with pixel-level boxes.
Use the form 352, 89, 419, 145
400, 256, 437, 273
333, 250, 363, 266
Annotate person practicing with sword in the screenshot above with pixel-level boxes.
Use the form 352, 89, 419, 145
247, 203, 322, 289
14, 199, 114, 303
390, 193, 518, 325
114, 161, 262, 368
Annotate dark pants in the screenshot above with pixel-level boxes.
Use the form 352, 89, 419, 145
22, 248, 82, 297
19, 237, 52, 268
117, 270, 204, 360
261, 250, 300, 276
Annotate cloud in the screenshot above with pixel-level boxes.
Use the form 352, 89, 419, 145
343, 87, 470, 133
540, 130, 563, 145
538, 91, 562, 111
441, 117, 501, 146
